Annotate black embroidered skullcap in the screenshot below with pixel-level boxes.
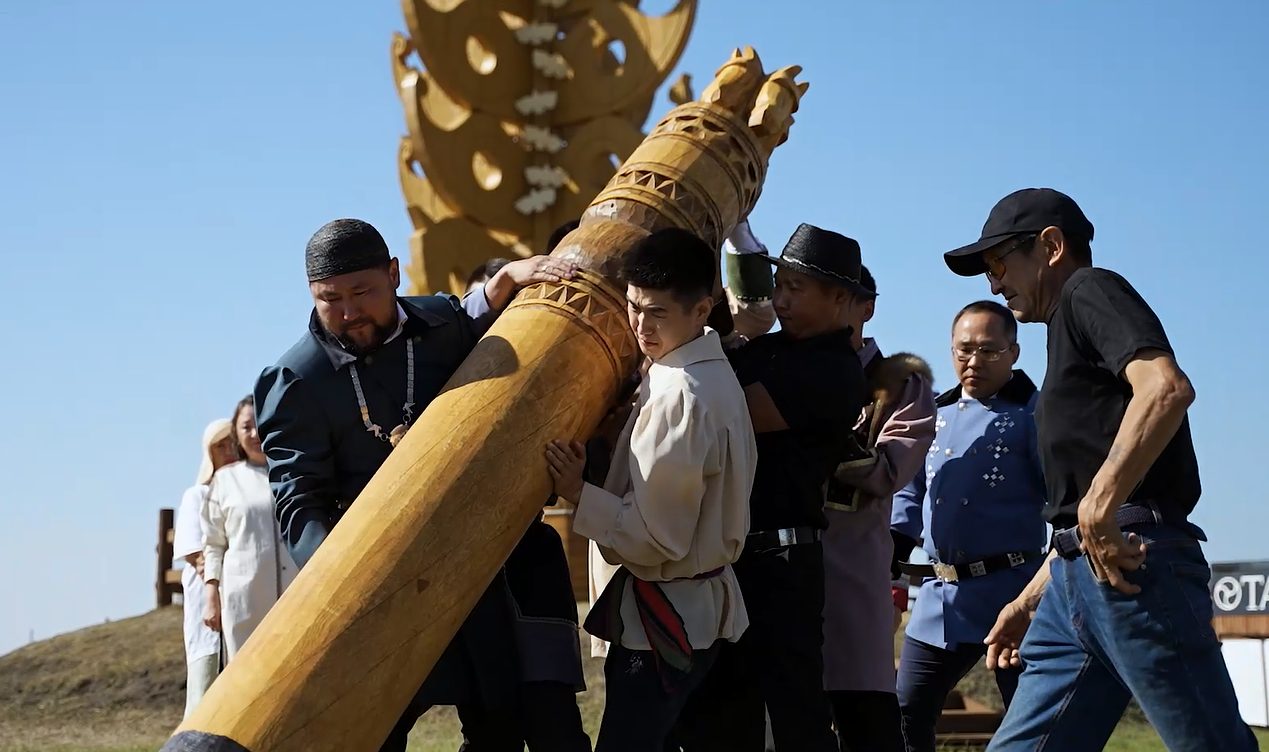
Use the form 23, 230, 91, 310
305, 219, 392, 282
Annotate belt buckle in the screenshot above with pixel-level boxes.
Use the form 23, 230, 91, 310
932, 562, 958, 582
777, 528, 795, 547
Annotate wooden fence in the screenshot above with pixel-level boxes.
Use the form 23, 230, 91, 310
156, 507, 182, 608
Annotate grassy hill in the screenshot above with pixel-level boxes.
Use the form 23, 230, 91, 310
0, 607, 606, 752
1, 607, 1264, 752
0, 607, 186, 751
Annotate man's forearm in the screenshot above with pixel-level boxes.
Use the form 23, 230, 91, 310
482, 274, 516, 311
1086, 377, 1193, 513
1017, 549, 1058, 611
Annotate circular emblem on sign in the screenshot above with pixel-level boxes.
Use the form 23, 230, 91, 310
1213, 576, 1243, 612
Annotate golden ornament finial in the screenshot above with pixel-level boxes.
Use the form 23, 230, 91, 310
394, 0, 699, 294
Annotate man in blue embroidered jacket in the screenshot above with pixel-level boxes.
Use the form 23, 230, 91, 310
254, 218, 580, 752
890, 300, 1048, 752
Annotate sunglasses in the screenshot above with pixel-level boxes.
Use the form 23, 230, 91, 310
985, 233, 1037, 280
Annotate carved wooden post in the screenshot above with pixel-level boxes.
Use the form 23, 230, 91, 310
162, 47, 807, 752
156, 508, 175, 609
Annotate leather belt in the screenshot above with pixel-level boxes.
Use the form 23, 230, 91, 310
746, 526, 821, 554
900, 550, 1044, 583
1051, 502, 1165, 560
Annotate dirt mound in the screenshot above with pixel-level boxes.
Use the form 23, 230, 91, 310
0, 607, 185, 749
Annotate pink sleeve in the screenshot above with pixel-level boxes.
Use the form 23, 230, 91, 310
841, 374, 937, 499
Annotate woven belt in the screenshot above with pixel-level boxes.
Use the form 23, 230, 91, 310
1051, 503, 1163, 561
746, 526, 821, 554
900, 550, 1044, 583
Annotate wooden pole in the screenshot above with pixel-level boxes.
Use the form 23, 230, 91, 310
156, 508, 175, 609
163, 47, 807, 752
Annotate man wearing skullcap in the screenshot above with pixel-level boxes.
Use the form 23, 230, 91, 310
254, 218, 580, 752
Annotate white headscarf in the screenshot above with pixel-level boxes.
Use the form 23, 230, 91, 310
196, 418, 234, 486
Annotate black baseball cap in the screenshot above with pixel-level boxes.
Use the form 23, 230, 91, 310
944, 188, 1095, 276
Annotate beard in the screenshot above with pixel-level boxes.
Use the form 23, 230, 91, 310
332, 318, 397, 356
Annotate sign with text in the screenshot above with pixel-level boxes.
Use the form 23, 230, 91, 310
1211, 561, 1269, 615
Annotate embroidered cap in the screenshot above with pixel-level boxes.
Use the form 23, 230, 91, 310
944, 188, 1095, 276
768, 223, 873, 298
305, 218, 393, 282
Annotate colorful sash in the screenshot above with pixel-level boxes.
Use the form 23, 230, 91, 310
584, 565, 723, 693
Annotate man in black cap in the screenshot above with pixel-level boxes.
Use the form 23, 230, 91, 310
254, 218, 582, 752
943, 189, 1256, 750
670, 223, 873, 752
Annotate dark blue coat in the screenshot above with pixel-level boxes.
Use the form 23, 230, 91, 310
253, 294, 520, 707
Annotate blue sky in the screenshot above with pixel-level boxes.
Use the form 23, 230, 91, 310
1, 0, 1266, 657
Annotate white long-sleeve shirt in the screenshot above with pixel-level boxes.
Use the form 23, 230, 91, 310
577, 329, 757, 651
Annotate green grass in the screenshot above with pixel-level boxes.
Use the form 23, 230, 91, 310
6, 722, 1264, 752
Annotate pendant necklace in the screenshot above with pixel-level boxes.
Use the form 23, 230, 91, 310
348, 337, 416, 444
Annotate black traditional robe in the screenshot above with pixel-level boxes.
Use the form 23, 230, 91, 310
254, 293, 519, 708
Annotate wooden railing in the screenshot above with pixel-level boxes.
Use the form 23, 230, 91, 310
156, 508, 181, 608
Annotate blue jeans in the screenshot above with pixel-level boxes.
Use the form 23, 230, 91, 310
988, 524, 1258, 751
897, 635, 1020, 752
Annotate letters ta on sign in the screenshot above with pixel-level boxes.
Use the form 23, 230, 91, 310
1211, 561, 1269, 615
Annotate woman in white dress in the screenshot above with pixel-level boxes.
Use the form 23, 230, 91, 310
173, 417, 237, 718
201, 395, 298, 661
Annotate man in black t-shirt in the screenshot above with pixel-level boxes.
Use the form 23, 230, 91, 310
668, 223, 871, 752
941, 188, 1255, 751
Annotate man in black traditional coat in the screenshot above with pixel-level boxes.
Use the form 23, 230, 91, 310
254, 218, 583, 752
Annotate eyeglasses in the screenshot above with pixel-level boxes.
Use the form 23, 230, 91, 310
985, 234, 1037, 281
952, 345, 1011, 362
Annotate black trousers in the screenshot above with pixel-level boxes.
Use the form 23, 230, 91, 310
521, 680, 592, 752
444, 680, 591, 752
668, 542, 838, 752
895, 635, 1020, 752
383, 698, 522, 752
828, 690, 907, 752
384, 673, 589, 752
596, 642, 721, 752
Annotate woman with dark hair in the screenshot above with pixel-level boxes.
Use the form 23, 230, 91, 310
200, 395, 298, 662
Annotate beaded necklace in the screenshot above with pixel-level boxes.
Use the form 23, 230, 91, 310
348, 337, 415, 444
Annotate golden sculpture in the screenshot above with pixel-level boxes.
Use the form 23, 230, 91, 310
163, 46, 807, 752
392, 0, 698, 295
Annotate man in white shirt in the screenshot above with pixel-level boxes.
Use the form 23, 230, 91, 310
546, 227, 758, 752
172, 417, 237, 719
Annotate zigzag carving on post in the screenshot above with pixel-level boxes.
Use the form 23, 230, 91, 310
507, 270, 641, 382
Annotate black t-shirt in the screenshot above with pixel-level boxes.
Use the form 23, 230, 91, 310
1034, 267, 1201, 529
729, 327, 868, 532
